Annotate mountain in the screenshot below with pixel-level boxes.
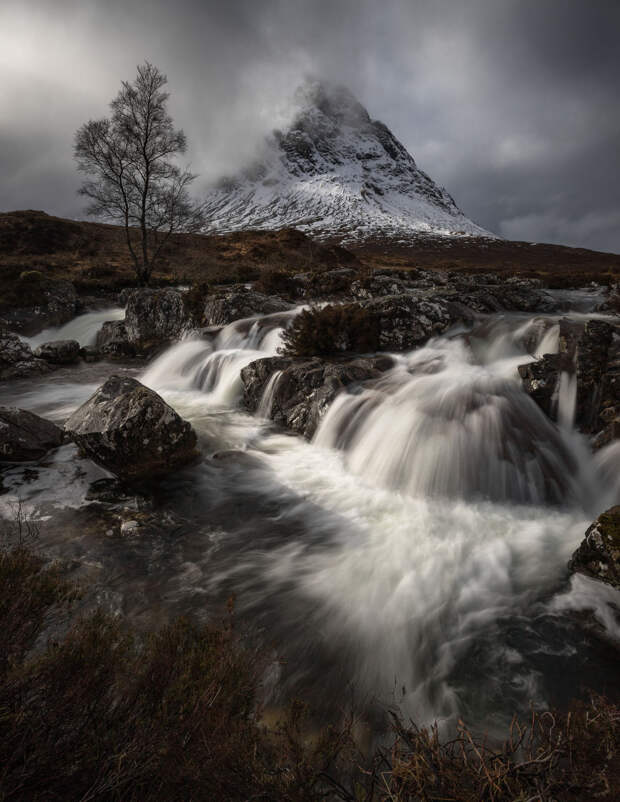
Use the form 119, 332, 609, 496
202, 80, 496, 245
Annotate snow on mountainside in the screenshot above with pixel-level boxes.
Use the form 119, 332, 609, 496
202, 80, 496, 245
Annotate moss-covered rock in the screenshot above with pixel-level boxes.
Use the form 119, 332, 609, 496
569, 506, 620, 588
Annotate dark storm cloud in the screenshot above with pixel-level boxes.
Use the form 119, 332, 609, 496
1, 0, 619, 251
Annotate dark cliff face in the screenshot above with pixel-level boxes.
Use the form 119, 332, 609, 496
204, 80, 493, 244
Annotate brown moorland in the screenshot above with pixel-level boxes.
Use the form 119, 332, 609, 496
0, 209, 618, 305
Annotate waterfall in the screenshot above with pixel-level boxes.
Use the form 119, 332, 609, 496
23, 307, 125, 348
314, 337, 582, 506
141, 309, 298, 407
257, 370, 283, 418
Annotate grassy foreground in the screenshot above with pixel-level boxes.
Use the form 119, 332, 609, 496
0, 514, 619, 801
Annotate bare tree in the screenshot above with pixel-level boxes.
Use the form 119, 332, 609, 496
74, 62, 205, 286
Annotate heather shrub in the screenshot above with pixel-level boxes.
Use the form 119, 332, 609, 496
280, 303, 380, 357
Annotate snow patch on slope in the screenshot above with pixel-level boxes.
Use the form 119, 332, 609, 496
203, 80, 496, 245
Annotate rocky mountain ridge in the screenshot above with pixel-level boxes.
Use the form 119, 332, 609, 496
202, 80, 494, 245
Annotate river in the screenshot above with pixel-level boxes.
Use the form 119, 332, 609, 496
1, 292, 619, 734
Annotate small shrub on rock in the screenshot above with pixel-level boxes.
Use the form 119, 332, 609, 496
280, 304, 379, 357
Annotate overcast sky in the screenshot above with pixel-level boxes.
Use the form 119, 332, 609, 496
1, 0, 619, 252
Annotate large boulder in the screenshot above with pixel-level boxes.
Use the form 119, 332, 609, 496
34, 339, 81, 365
0, 406, 64, 461
95, 321, 136, 358
123, 289, 188, 348
569, 506, 620, 589
0, 327, 49, 380
203, 287, 291, 327
64, 376, 198, 481
241, 355, 393, 439
362, 294, 453, 351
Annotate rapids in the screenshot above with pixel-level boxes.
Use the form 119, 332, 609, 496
23, 307, 125, 348
1, 300, 619, 733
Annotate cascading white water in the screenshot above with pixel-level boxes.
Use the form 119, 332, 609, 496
23, 307, 125, 348
314, 336, 585, 506
141, 309, 298, 408
2, 301, 618, 731
257, 370, 283, 418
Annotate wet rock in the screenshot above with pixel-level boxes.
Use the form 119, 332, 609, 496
362, 294, 453, 351
518, 355, 561, 419
124, 288, 188, 349
95, 321, 136, 358
0, 406, 64, 461
64, 375, 199, 481
569, 506, 620, 589
518, 318, 620, 444
0, 326, 49, 380
242, 354, 393, 438
575, 320, 615, 434
34, 339, 81, 365
203, 287, 291, 326
0, 279, 78, 334
350, 274, 407, 300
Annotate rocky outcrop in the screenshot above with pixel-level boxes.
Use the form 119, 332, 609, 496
362, 294, 453, 351
0, 327, 49, 381
575, 320, 615, 434
64, 376, 198, 481
95, 321, 136, 358
241, 355, 393, 438
95, 289, 193, 357
203, 287, 291, 327
518, 317, 619, 444
34, 339, 81, 365
0, 279, 78, 334
0, 406, 64, 461
569, 506, 620, 589
124, 289, 188, 348
517, 355, 561, 419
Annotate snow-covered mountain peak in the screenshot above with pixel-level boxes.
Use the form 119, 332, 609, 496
203, 80, 496, 244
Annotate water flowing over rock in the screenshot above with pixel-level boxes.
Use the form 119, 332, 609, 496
518, 317, 620, 444
34, 339, 81, 365
241, 355, 394, 438
0, 406, 63, 461
569, 506, 620, 589
65, 376, 198, 481
517, 355, 561, 419
0, 327, 49, 380
314, 338, 581, 505
203, 287, 291, 327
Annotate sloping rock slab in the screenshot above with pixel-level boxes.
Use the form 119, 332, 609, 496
569, 506, 620, 589
203, 287, 291, 327
242, 355, 393, 439
0, 406, 64, 461
65, 376, 198, 481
